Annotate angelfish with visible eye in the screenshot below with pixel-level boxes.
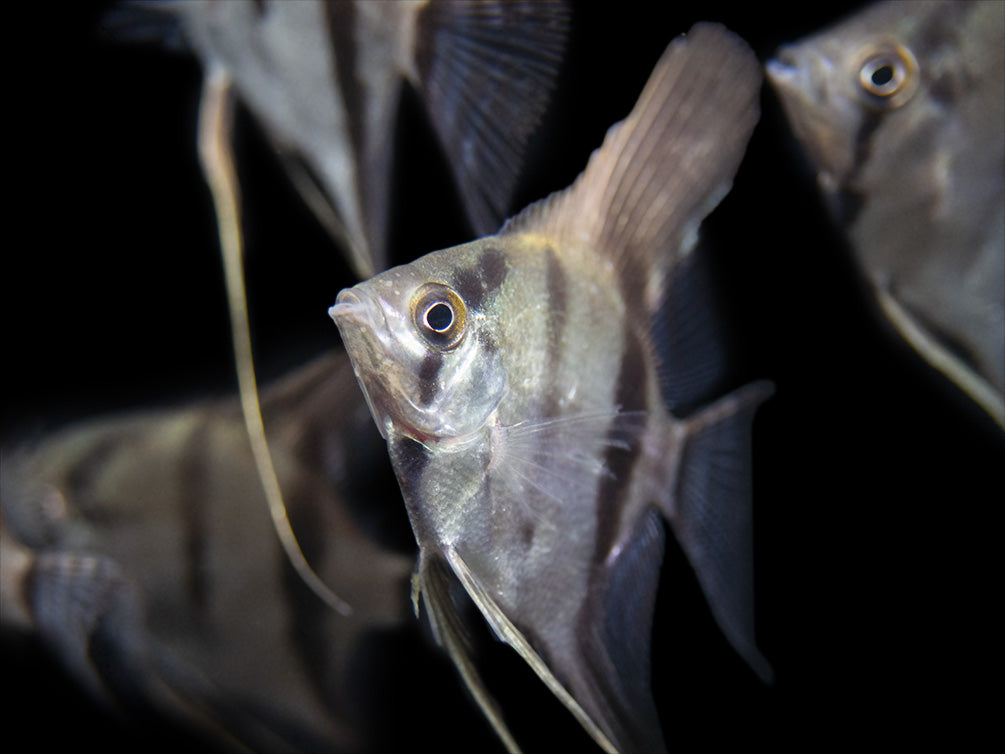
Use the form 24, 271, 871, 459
767, 0, 1005, 427
333, 24, 769, 754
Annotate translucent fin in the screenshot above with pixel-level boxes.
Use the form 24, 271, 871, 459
578, 509, 668, 754
444, 548, 619, 754
502, 23, 762, 319
493, 410, 648, 521
412, 0, 570, 234
419, 554, 523, 754
665, 381, 775, 682
652, 245, 733, 415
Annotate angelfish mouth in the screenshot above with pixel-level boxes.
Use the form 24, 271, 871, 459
329, 287, 444, 447
329, 288, 368, 326
330, 287, 389, 437
329, 287, 387, 360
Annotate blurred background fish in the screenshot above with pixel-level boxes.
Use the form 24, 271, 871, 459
767, 0, 1005, 427
120, 0, 570, 279
1, 352, 420, 753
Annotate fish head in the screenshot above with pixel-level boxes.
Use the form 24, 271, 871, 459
331, 238, 509, 446
767, 21, 921, 191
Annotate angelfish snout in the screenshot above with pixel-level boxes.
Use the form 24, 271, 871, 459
329, 289, 367, 326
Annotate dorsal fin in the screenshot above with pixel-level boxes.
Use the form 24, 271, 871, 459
502, 23, 762, 317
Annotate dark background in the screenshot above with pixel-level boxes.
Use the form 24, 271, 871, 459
4, 2, 1001, 751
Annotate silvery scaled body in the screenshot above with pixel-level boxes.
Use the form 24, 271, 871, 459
334, 24, 768, 754
767, 0, 1005, 427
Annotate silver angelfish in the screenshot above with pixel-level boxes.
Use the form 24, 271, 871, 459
767, 0, 1005, 427
333, 24, 769, 754
170, 0, 570, 278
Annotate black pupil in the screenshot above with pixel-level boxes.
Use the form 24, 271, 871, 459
871, 63, 895, 87
425, 302, 453, 332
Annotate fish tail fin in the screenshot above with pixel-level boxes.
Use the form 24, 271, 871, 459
660, 380, 774, 682
410, 0, 569, 234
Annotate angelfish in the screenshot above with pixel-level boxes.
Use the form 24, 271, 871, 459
332, 24, 769, 754
171, 0, 570, 278
1, 352, 415, 753
767, 0, 1005, 427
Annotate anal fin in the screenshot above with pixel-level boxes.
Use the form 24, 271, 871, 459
419, 554, 522, 754
578, 509, 669, 754
444, 547, 620, 754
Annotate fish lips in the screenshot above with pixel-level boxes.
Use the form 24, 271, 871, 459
330, 288, 399, 440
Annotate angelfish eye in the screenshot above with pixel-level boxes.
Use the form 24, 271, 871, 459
856, 42, 919, 108
410, 282, 467, 350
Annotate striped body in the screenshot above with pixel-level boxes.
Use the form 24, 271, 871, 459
334, 24, 769, 754
175, 0, 569, 277
1, 352, 415, 753
767, 0, 1005, 427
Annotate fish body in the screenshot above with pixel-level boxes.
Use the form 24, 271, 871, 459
767, 0, 1005, 427
334, 24, 768, 753
170, 0, 569, 278
1, 352, 415, 753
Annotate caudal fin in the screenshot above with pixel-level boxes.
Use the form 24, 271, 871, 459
665, 380, 774, 682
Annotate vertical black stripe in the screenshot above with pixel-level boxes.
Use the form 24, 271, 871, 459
418, 352, 444, 406
389, 435, 439, 546
835, 110, 883, 227
390, 435, 432, 496
590, 324, 649, 567
452, 246, 508, 311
